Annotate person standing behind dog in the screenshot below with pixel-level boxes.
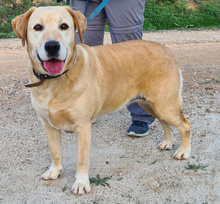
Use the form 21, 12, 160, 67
71, 0, 155, 136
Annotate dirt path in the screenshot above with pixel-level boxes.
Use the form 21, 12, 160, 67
0, 30, 220, 204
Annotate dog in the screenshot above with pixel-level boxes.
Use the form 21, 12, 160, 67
12, 6, 191, 195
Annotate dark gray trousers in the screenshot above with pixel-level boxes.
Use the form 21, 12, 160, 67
71, 0, 155, 124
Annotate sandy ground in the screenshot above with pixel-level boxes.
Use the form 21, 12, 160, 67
0, 29, 220, 204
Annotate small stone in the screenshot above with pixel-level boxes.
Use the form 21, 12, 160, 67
205, 108, 211, 113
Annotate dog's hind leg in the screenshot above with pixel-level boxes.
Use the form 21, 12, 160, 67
155, 105, 191, 160
139, 95, 191, 159
138, 100, 173, 150
138, 101, 173, 150
157, 120, 173, 150
42, 122, 62, 180
173, 113, 191, 160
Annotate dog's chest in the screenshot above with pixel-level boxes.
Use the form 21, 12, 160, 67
31, 92, 76, 131
48, 100, 74, 131
31, 91, 53, 125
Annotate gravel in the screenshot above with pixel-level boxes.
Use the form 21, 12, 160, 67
0, 29, 220, 203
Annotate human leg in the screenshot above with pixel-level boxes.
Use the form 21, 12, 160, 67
104, 0, 145, 43
71, 0, 106, 46
127, 102, 155, 124
105, 0, 155, 134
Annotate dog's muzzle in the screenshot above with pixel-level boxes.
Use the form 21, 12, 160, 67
38, 40, 66, 75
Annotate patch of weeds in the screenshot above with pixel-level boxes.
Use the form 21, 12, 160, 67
151, 160, 157, 165
185, 163, 209, 171
197, 78, 220, 85
144, 0, 220, 31
89, 174, 112, 188
0, 32, 17, 39
0, 0, 64, 36
61, 183, 67, 192
117, 177, 123, 181
165, 196, 172, 202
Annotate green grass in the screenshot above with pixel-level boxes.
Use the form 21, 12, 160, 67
0, 0, 64, 36
61, 183, 68, 192
143, 0, 220, 31
89, 174, 111, 187
185, 163, 209, 171
0, 32, 17, 39
0, 0, 219, 38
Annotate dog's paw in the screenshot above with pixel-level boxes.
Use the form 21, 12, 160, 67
42, 165, 62, 180
72, 174, 91, 195
158, 141, 173, 150
173, 148, 191, 160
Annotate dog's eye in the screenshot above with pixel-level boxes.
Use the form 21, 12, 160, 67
34, 24, 43, 31
60, 23, 69, 30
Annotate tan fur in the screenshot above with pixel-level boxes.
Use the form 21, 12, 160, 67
12, 6, 191, 195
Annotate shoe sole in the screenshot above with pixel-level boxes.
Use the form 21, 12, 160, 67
127, 131, 149, 137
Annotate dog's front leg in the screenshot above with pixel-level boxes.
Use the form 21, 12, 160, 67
72, 123, 91, 195
42, 122, 62, 180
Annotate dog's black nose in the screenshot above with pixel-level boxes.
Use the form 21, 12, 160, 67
45, 40, 60, 56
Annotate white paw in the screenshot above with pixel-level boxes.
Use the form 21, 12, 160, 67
72, 174, 91, 195
173, 148, 191, 160
158, 141, 173, 150
42, 165, 62, 180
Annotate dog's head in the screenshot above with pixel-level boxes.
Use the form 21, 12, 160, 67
12, 6, 86, 75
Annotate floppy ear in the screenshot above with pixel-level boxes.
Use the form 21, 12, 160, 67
64, 6, 87, 44
12, 7, 36, 47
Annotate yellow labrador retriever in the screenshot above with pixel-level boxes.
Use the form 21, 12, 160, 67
12, 6, 191, 195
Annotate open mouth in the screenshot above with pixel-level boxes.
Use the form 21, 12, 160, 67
38, 54, 65, 75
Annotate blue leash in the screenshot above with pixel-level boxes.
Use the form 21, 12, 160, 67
60, 0, 109, 23
58, 0, 109, 34
85, 0, 109, 23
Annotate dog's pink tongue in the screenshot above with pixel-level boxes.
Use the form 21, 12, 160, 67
43, 59, 64, 75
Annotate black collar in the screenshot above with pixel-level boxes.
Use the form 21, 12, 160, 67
25, 69, 68, 88
25, 50, 77, 88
